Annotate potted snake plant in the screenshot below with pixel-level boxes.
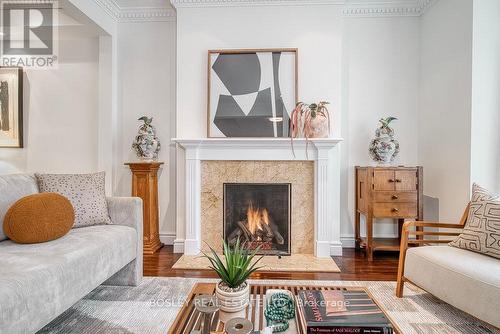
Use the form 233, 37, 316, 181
202, 239, 263, 312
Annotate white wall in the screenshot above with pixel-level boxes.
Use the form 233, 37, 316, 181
176, 5, 343, 138
0, 35, 100, 174
418, 0, 473, 222
116, 20, 177, 243
470, 0, 500, 194
342, 17, 420, 244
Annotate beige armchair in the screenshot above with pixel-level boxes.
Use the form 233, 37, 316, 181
396, 204, 500, 328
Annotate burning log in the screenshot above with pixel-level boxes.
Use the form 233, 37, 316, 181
227, 214, 285, 248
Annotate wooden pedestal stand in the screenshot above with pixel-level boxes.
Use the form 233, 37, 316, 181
125, 162, 164, 254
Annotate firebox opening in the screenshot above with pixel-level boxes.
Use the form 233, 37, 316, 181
223, 183, 291, 256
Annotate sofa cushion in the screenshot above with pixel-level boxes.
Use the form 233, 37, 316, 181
0, 174, 39, 241
35, 172, 112, 228
405, 245, 500, 328
3, 193, 74, 244
0, 225, 137, 334
450, 183, 500, 259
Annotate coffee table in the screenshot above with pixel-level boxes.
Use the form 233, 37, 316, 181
168, 283, 401, 334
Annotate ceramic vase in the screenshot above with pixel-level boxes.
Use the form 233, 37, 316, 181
369, 118, 400, 164
308, 114, 330, 138
215, 281, 250, 313
132, 116, 161, 161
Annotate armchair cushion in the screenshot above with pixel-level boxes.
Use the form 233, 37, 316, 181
450, 183, 500, 259
405, 245, 500, 328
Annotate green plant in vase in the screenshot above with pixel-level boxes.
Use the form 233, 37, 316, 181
202, 238, 263, 312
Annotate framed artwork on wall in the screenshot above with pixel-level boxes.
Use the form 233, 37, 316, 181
208, 48, 298, 138
0, 67, 23, 148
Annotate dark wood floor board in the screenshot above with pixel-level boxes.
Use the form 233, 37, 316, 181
144, 246, 400, 281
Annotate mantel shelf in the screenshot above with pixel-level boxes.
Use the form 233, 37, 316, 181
173, 137, 343, 146
172, 138, 343, 160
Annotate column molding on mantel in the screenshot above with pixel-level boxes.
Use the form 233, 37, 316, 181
173, 137, 344, 257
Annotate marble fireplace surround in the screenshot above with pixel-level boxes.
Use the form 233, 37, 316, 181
173, 138, 343, 258
202, 160, 313, 255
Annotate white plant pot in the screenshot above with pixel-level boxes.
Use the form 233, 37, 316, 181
215, 281, 250, 313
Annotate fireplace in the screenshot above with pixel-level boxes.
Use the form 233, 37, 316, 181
223, 183, 291, 256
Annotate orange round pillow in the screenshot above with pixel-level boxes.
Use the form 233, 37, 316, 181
3, 193, 74, 244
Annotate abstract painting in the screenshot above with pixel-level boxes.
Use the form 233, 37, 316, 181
208, 49, 297, 137
0, 68, 23, 148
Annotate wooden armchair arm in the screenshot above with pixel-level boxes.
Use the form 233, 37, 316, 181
402, 220, 465, 230
402, 221, 463, 242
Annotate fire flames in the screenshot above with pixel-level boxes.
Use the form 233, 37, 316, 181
246, 203, 270, 236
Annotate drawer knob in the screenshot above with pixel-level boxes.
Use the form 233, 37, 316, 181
391, 208, 399, 212
388, 179, 395, 183
392, 195, 399, 200
395, 179, 402, 183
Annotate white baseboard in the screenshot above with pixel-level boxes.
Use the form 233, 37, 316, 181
341, 237, 356, 248
330, 242, 343, 256
159, 233, 176, 245
173, 239, 184, 253
341, 234, 399, 249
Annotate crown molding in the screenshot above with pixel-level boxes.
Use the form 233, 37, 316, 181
170, 0, 439, 17
92, 0, 120, 19
343, 0, 438, 17
117, 7, 176, 22
92, 0, 176, 22
170, 0, 343, 8
92, 0, 439, 20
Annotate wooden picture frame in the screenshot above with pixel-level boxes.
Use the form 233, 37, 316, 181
207, 48, 298, 138
0, 67, 23, 148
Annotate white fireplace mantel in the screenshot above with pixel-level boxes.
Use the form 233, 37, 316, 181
173, 137, 344, 258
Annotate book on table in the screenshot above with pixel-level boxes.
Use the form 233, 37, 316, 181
296, 289, 394, 334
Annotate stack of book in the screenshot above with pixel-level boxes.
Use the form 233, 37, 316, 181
296, 289, 394, 334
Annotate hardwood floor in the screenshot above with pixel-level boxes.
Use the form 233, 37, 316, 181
144, 246, 400, 281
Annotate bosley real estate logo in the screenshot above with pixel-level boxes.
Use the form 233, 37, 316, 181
1, 0, 58, 68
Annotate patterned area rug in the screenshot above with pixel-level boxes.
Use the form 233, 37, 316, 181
172, 254, 341, 272
39, 277, 500, 334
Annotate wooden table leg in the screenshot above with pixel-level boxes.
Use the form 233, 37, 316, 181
355, 211, 361, 249
367, 213, 373, 261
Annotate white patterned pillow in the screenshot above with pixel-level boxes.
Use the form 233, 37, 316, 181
35, 172, 111, 228
450, 183, 500, 259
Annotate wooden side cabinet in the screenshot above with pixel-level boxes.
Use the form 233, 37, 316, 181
355, 166, 423, 261
125, 162, 164, 254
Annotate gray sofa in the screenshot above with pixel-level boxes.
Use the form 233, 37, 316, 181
0, 174, 143, 334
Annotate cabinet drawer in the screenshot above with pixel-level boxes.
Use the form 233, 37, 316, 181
373, 202, 417, 217
373, 191, 417, 203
